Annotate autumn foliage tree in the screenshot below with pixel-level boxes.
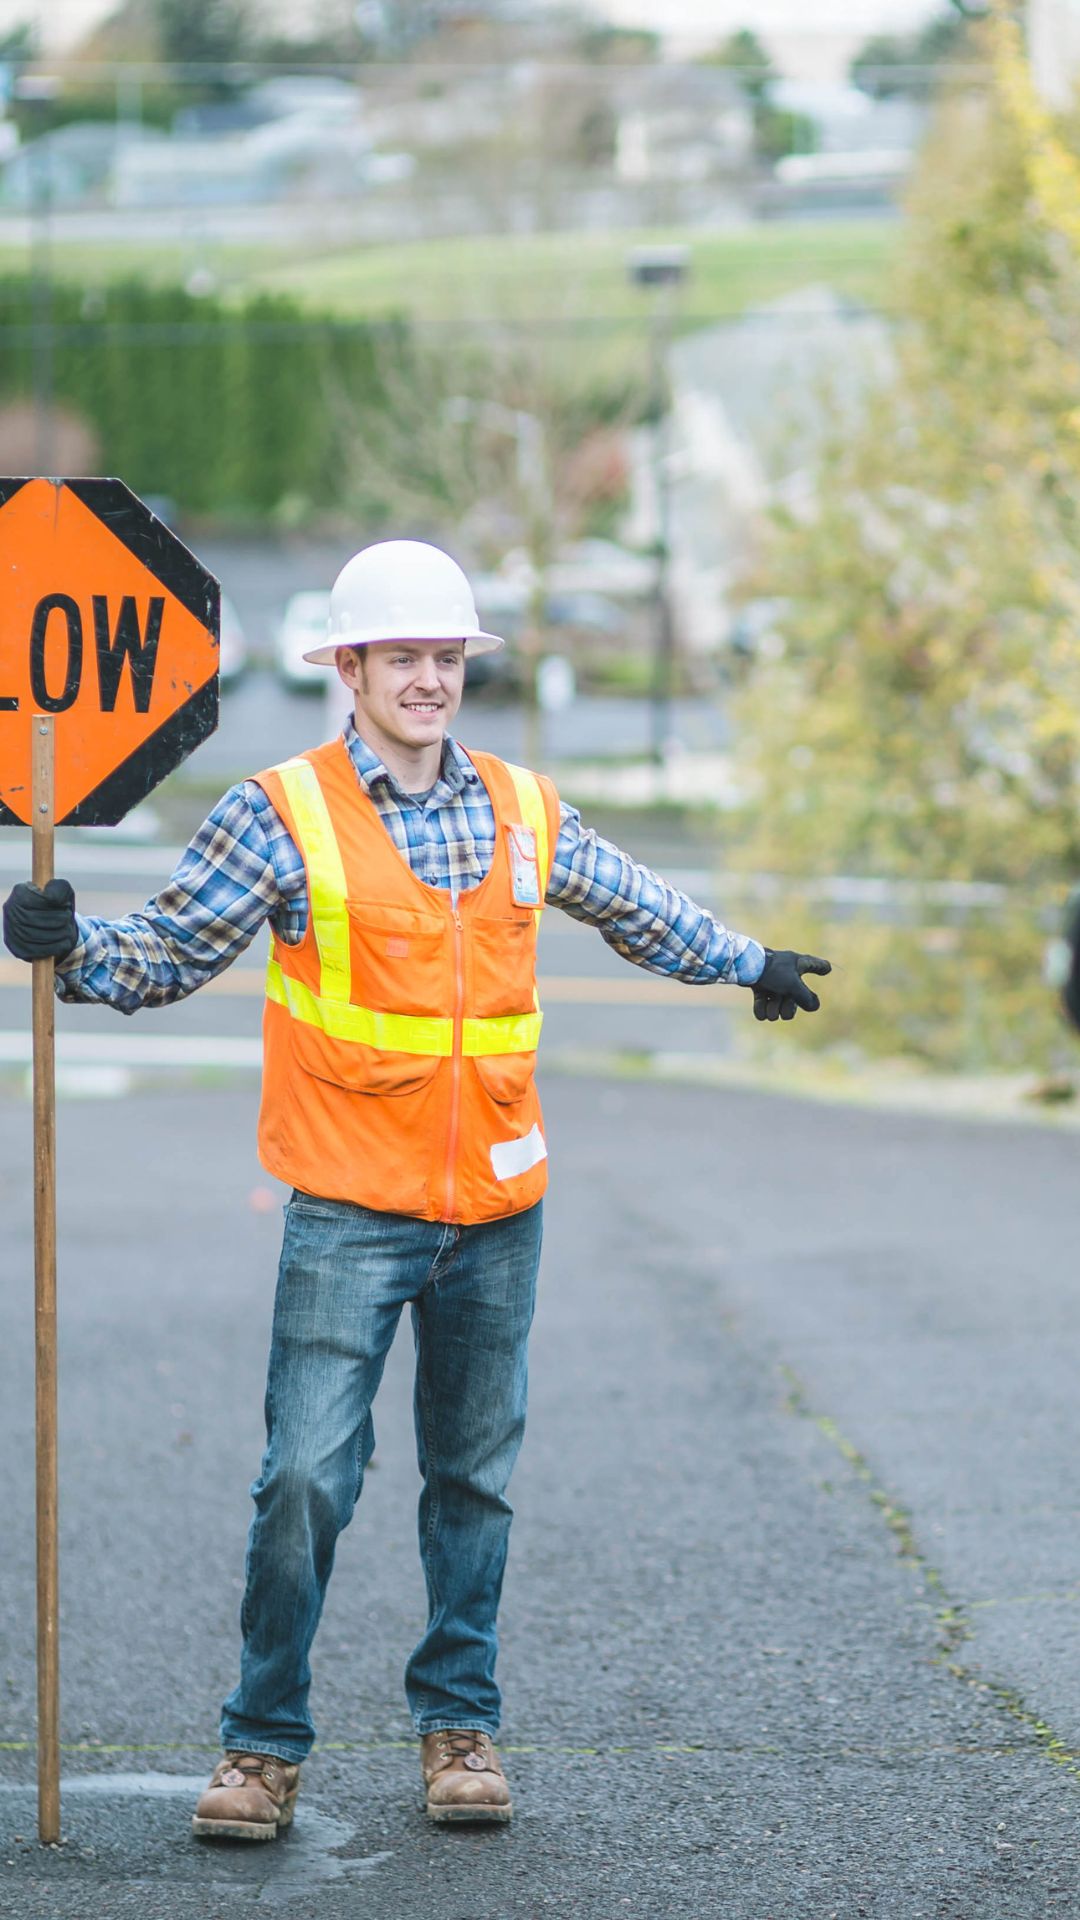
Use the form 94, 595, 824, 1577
731, 25, 1080, 1072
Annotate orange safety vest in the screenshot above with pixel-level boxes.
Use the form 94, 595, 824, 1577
251, 737, 562, 1225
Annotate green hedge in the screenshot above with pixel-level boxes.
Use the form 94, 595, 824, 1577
0, 277, 402, 519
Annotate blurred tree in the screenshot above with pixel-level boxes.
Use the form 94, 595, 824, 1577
575, 97, 619, 168
702, 27, 815, 160
574, 23, 661, 64
153, 0, 256, 68
331, 317, 642, 759
730, 47, 1080, 1072
353, 0, 467, 58
702, 27, 774, 105
851, 8, 981, 97
65, 0, 160, 69
0, 20, 38, 60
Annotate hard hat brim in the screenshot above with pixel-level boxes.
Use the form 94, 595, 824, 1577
302, 630, 505, 666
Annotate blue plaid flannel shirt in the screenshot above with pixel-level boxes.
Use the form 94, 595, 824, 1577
55, 719, 765, 1013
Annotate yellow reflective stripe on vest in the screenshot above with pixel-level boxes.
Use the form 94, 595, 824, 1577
268, 959, 542, 1057
274, 756, 352, 1002
502, 761, 550, 928
267, 959, 453, 1054
462, 1009, 543, 1055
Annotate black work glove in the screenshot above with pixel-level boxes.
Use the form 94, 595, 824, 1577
2, 879, 79, 962
751, 947, 831, 1022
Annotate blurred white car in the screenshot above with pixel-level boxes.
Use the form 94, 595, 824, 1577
275, 590, 332, 692
218, 593, 248, 686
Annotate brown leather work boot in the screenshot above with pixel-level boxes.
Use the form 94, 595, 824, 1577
191, 1752, 301, 1841
420, 1728, 512, 1824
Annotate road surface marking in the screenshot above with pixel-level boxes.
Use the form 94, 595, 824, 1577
0, 962, 735, 1006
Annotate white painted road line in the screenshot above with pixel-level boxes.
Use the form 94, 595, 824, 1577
0, 1032, 264, 1067
0, 965, 735, 1005
0, 842, 188, 877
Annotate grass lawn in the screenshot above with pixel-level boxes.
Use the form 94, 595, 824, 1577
0, 215, 899, 402
248, 217, 899, 329
0, 216, 898, 331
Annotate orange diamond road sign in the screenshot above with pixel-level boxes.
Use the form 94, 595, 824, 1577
0, 476, 219, 826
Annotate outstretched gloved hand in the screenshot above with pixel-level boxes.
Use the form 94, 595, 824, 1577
751, 947, 831, 1022
2, 879, 79, 962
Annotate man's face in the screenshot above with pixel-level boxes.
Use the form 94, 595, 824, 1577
336, 640, 466, 754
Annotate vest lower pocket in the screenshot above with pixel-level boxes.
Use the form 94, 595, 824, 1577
473, 1052, 536, 1105
292, 1020, 441, 1096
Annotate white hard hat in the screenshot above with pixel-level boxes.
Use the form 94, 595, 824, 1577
302, 538, 505, 664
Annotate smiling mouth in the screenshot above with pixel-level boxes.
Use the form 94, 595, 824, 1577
403, 702, 442, 713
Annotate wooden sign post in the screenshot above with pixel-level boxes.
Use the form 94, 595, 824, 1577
31, 715, 58, 1843
0, 478, 220, 1844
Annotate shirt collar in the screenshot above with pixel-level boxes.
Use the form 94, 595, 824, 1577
342, 715, 480, 801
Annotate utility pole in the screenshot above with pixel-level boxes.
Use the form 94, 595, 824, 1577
444, 394, 552, 767
15, 75, 60, 476
626, 244, 690, 768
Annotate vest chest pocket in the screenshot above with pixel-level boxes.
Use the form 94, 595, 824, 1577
468, 913, 537, 1019
345, 902, 447, 1016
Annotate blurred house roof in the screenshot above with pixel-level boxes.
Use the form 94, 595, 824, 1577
671, 282, 893, 484
624, 284, 894, 649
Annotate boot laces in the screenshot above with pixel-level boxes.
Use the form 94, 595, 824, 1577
437, 1729, 491, 1763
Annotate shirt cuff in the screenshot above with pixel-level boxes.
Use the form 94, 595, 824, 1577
735, 939, 767, 986
53, 916, 96, 997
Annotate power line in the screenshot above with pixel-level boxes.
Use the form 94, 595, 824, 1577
6, 58, 996, 85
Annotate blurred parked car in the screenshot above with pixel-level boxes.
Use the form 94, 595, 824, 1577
218, 592, 248, 687
275, 590, 332, 692
465, 574, 527, 692
544, 590, 623, 639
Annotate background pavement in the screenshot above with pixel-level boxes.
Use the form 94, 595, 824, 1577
2, 1071, 1080, 1917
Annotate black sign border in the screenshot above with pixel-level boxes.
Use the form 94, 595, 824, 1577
0, 477, 220, 827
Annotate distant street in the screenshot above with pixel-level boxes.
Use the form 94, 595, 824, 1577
195, 534, 733, 779
3, 1072, 1080, 1916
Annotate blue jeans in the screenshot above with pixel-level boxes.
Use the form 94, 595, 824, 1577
220, 1193, 543, 1764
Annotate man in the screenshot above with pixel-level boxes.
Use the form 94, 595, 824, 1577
3, 539, 830, 1836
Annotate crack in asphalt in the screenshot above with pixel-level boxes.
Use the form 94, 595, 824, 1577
780, 1362, 1080, 1784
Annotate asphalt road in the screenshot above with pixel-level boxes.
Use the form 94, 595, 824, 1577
2, 1067, 1080, 1918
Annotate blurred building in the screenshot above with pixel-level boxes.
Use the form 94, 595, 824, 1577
623, 285, 893, 653
613, 67, 753, 184
1028, 0, 1080, 108
0, 75, 417, 211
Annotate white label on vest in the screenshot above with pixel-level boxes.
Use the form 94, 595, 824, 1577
506, 823, 541, 907
491, 1124, 548, 1181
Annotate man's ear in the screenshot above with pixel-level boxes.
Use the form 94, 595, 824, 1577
336, 646, 367, 691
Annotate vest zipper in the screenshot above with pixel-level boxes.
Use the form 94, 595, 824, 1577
442, 905, 465, 1223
